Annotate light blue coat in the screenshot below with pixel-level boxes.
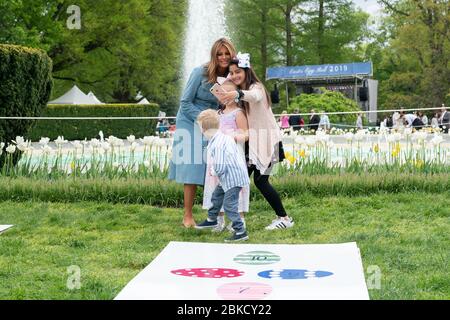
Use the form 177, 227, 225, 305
168, 66, 219, 185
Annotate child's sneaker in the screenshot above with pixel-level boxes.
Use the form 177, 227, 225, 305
226, 217, 246, 233
212, 216, 226, 233
264, 217, 294, 230
195, 219, 218, 229
224, 231, 249, 242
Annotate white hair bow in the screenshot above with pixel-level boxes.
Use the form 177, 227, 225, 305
236, 52, 251, 68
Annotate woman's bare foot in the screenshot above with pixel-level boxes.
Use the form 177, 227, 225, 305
182, 218, 196, 228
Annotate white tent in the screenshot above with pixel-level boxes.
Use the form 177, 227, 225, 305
88, 91, 104, 104
138, 98, 151, 105
48, 85, 102, 105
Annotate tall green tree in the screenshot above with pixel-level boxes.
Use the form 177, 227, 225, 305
299, 0, 370, 64
369, 0, 450, 109
0, 0, 187, 113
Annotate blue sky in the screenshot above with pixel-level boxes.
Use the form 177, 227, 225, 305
353, 0, 382, 16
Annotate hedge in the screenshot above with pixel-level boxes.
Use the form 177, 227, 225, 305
0, 174, 448, 207
27, 103, 160, 141
0, 44, 53, 165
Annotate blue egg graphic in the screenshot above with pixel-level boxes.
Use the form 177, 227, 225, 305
258, 269, 333, 280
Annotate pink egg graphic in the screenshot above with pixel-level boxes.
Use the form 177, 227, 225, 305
217, 282, 272, 300
171, 268, 244, 278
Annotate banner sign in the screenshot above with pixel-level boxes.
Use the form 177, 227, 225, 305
266, 62, 372, 81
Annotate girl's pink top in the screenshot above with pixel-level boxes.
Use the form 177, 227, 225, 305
281, 116, 290, 128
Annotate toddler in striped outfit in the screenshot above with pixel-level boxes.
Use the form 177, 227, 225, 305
195, 109, 250, 242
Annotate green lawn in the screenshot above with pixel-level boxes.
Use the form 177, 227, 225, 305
0, 192, 448, 300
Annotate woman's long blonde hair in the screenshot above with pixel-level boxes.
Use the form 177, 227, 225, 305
205, 38, 237, 84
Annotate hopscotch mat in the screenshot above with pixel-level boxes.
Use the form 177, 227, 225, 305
115, 241, 369, 300
0, 225, 13, 234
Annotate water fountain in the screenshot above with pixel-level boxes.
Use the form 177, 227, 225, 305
182, 0, 228, 84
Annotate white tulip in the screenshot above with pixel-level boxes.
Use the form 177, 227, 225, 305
294, 136, 305, 145
143, 160, 151, 167
90, 138, 100, 148
55, 136, 68, 145
101, 142, 111, 151
17, 143, 28, 152
431, 135, 443, 146
344, 132, 354, 142
71, 141, 83, 150
6, 144, 16, 154
13, 136, 25, 145
130, 142, 139, 151
41, 145, 53, 155
127, 135, 136, 143
112, 162, 120, 168
39, 137, 50, 146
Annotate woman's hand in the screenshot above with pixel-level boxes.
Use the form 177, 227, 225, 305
216, 91, 237, 105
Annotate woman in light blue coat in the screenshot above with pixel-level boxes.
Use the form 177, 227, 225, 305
169, 38, 237, 228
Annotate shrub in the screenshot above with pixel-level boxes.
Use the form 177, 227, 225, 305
0, 44, 53, 165
27, 103, 159, 141
289, 89, 361, 124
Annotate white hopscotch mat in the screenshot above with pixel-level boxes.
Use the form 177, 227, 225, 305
115, 241, 369, 300
0, 225, 13, 234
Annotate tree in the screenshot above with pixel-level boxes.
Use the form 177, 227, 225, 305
370, 0, 450, 109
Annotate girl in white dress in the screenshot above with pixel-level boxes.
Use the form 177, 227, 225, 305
202, 81, 250, 232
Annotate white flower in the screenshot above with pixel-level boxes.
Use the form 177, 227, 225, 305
294, 136, 305, 145
6, 144, 16, 154
141, 136, 156, 146
127, 135, 136, 143
431, 135, 443, 146
130, 142, 139, 151
41, 145, 53, 155
354, 130, 365, 141
306, 137, 316, 147
99, 131, 104, 142
39, 137, 50, 146
71, 141, 83, 150
155, 138, 166, 147
12, 136, 25, 145
17, 142, 29, 152
101, 142, 111, 151
54, 136, 68, 146
404, 127, 413, 136
143, 160, 150, 167
90, 138, 100, 148
393, 132, 402, 142
112, 162, 120, 168
344, 132, 354, 142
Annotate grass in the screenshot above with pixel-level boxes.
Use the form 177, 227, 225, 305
0, 191, 448, 300
0, 173, 449, 206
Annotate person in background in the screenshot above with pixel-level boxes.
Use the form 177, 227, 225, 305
288, 108, 302, 131
319, 110, 330, 131
309, 109, 320, 132
418, 111, 428, 127
279, 111, 290, 129
356, 113, 363, 130
431, 112, 440, 129
440, 105, 449, 133
401, 113, 424, 129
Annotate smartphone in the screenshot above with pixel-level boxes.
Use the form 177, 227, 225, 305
210, 83, 225, 99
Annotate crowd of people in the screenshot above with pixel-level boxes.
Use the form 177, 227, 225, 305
277, 104, 449, 133
278, 109, 330, 131
380, 105, 449, 133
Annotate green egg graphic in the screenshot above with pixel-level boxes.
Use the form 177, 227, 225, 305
234, 251, 281, 265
